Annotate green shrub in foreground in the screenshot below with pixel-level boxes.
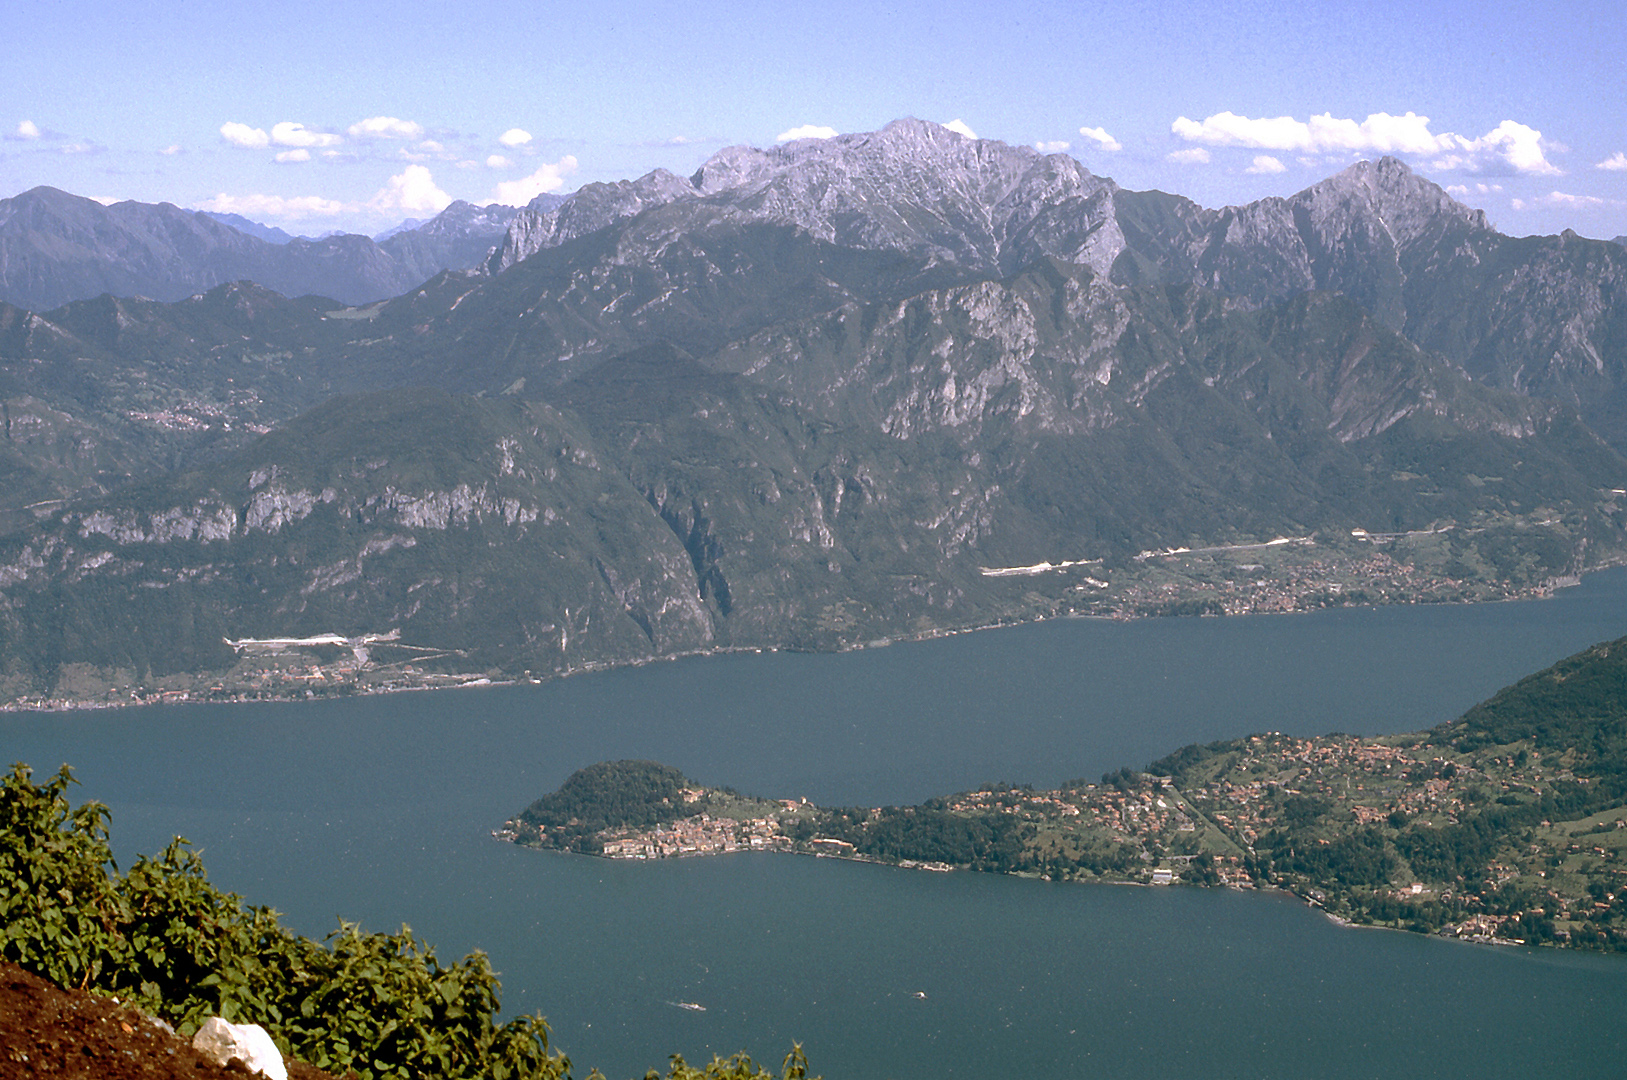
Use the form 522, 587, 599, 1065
0, 762, 567, 1079
0, 762, 818, 1080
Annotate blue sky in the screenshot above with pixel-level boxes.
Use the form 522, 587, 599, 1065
4, 0, 1624, 238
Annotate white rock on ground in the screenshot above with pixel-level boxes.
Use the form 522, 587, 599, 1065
191, 1017, 288, 1080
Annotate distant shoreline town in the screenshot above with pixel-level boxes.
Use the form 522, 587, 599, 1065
0, 545, 1591, 713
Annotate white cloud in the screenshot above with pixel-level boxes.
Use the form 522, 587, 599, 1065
370, 164, 453, 214
271, 122, 342, 148
15, 120, 40, 140
1034, 140, 1071, 153
1456, 120, 1561, 176
1596, 151, 1627, 171
1167, 147, 1210, 165
1512, 191, 1620, 212
196, 192, 347, 221
1538, 191, 1608, 207
1170, 110, 1563, 176
417, 140, 446, 154
275, 148, 311, 163
776, 124, 839, 143
1077, 125, 1122, 152
486, 154, 514, 169
347, 116, 424, 140
220, 122, 270, 149
1171, 110, 1447, 153
1246, 154, 1287, 174
490, 155, 579, 205
60, 142, 100, 155
160, 144, 181, 156
1448, 183, 1507, 199
942, 119, 977, 139
498, 128, 533, 148
456, 159, 481, 170
90, 195, 119, 206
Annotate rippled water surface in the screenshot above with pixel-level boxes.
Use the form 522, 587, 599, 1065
7, 571, 1627, 1078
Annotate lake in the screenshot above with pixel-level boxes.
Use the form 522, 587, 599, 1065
6, 572, 1627, 1078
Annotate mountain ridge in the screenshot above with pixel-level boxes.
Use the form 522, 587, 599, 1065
0, 187, 519, 311
2, 123, 1627, 702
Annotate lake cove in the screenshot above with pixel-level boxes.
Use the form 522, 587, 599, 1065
6, 570, 1627, 1078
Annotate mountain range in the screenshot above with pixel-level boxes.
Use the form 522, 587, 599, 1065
0, 187, 521, 310
0, 118, 1624, 703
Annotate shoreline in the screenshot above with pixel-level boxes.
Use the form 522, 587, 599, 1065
510, 839, 1561, 953
0, 565, 1604, 714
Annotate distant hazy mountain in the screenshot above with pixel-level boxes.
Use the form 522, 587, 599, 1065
372, 218, 426, 242
199, 212, 297, 244
0, 188, 517, 310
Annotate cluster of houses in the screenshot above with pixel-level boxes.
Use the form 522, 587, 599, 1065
599, 814, 788, 859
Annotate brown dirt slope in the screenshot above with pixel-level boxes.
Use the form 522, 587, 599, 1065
0, 960, 339, 1080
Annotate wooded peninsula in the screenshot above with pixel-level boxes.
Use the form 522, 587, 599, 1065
506, 635, 1627, 951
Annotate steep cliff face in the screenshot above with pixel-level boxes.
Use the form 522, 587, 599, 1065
0, 390, 729, 688
1105, 160, 1627, 445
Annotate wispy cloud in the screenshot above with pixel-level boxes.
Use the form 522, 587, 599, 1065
776, 124, 839, 143
1598, 152, 1627, 172
1511, 190, 1617, 210
486, 154, 513, 169
1034, 140, 1071, 153
271, 122, 342, 148
274, 149, 311, 164
1077, 125, 1122, 152
490, 155, 579, 205
1246, 154, 1287, 174
1171, 110, 1563, 176
1444, 182, 1504, 198
941, 119, 977, 139
347, 116, 424, 141
1167, 147, 1210, 165
196, 192, 347, 221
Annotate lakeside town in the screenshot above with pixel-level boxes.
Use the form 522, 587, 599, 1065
504, 711, 1627, 951
1, 527, 1589, 712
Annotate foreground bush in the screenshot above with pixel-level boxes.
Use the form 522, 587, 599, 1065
0, 762, 569, 1078
0, 762, 817, 1080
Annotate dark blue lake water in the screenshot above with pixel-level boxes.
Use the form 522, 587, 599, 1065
6, 573, 1627, 1078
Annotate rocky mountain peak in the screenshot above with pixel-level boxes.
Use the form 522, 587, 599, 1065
491, 119, 1120, 279
1296, 156, 1489, 249
405, 200, 518, 240
690, 145, 774, 195
484, 168, 697, 273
